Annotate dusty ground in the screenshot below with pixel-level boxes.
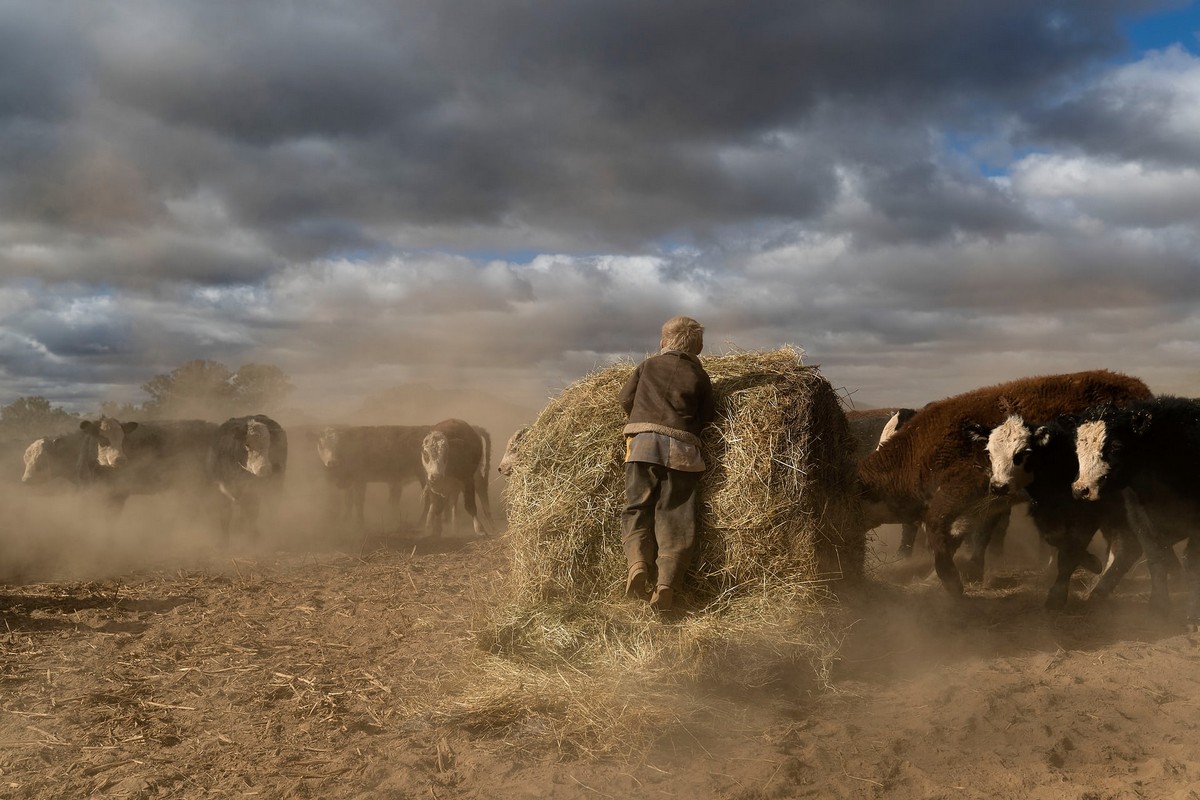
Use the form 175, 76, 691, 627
2, 511, 1199, 800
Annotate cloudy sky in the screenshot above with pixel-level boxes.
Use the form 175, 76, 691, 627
2, 0, 1199, 417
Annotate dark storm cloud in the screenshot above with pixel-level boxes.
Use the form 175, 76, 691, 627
2, 0, 1198, 416
0, 0, 1168, 272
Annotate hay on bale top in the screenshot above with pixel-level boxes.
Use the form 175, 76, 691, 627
501, 345, 862, 609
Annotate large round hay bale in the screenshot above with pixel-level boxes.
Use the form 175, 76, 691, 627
451, 348, 863, 753
501, 345, 863, 608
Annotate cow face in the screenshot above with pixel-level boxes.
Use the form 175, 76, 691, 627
242, 419, 273, 477
984, 415, 1036, 496
21, 438, 48, 483
316, 427, 341, 468
422, 431, 450, 484
80, 417, 138, 468
497, 426, 529, 476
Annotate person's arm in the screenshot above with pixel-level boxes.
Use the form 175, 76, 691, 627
698, 372, 716, 429
618, 364, 642, 416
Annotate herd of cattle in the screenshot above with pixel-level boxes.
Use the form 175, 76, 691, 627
19, 415, 500, 541
850, 369, 1200, 626
14, 367, 1200, 626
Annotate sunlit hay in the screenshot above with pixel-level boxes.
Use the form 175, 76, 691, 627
447, 346, 861, 755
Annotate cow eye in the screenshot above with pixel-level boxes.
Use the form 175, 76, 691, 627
1013, 449, 1030, 466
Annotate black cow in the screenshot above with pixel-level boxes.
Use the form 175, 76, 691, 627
77, 417, 217, 515
969, 415, 1137, 609
1071, 397, 1200, 624
208, 415, 287, 542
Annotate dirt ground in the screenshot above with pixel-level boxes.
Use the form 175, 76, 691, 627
2, 507, 1200, 800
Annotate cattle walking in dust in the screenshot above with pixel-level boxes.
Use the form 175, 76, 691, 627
421, 418, 495, 537
846, 408, 927, 559
22, 431, 86, 486
1070, 396, 1200, 625
970, 414, 1139, 609
77, 417, 218, 517
855, 370, 1152, 598
208, 415, 287, 542
314, 425, 431, 530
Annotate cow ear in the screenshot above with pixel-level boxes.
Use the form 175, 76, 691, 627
80, 420, 97, 434
122, 421, 139, 433
1131, 410, 1153, 436
964, 422, 991, 443
1034, 426, 1054, 447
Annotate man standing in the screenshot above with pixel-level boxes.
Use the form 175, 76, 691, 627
618, 316, 715, 612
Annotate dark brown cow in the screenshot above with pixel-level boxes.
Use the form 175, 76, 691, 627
421, 418, 495, 537
314, 425, 431, 529
846, 408, 924, 558
855, 370, 1152, 596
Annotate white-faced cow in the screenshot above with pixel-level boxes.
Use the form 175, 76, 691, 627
314, 425, 431, 530
208, 415, 287, 542
22, 431, 86, 485
497, 426, 529, 477
1071, 396, 1200, 625
968, 414, 1141, 609
421, 418, 495, 537
846, 408, 926, 558
855, 370, 1152, 597
76, 417, 221, 519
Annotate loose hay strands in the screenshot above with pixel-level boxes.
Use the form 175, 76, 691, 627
444, 347, 862, 756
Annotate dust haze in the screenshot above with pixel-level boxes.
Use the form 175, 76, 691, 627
0, 370, 538, 585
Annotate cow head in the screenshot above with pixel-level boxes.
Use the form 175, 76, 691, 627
316, 427, 341, 468
876, 409, 916, 450
79, 417, 138, 468
422, 430, 450, 485
966, 415, 1039, 496
241, 419, 273, 477
497, 426, 529, 476
1072, 408, 1147, 501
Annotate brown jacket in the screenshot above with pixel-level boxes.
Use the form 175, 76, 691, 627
618, 351, 715, 445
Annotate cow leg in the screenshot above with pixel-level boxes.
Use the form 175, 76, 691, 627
961, 510, 1006, 585
1088, 520, 1142, 602
350, 483, 367, 530
1122, 488, 1172, 616
471, 470, 496, 537
926, 518, 964, 597
1045, 520, 1094, 611
897, 523, 920, 558
1184, 534, 1200, 630
241, 492, 262, 540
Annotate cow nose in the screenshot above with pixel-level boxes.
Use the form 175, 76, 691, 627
1073, 484, 1090, 500
990, 483, 1009, 496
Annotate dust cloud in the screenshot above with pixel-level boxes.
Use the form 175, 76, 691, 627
0, 380, 540, 585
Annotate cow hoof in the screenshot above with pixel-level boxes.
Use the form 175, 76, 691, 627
1079, 553, 1104, 575
897, 545, 914, 559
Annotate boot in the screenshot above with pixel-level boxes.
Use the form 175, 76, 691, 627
649, 584, 673, 612
625, 562, 650, 599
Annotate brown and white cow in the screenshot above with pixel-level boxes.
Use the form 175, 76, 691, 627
855, 370, 1152, 597
846, 408, 924, 558
421, 418, 495, 537
314, 425, 431, 530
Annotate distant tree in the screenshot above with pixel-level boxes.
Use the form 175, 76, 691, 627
230, 363, 295, 413
139, 360, 294, 419
142, 360, 235, 418
98, 400, 144, 420
0, 396, 78, 440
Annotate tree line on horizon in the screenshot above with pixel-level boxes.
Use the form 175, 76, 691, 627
1, 360, 295, 443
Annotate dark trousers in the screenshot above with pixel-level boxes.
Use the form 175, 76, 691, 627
621, 461, 700, 591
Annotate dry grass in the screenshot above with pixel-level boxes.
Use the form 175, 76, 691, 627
441, 347, 863, 756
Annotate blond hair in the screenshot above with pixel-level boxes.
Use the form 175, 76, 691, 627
660, 316, 704, 355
